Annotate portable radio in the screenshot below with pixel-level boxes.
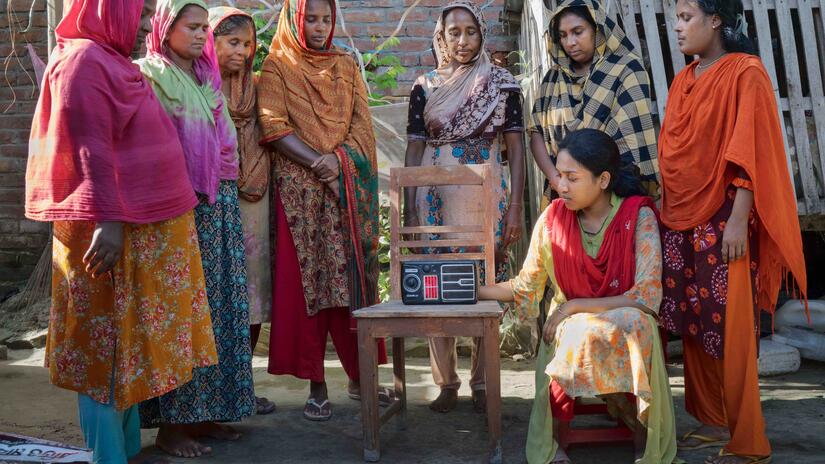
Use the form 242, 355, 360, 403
401, 261, 478, 305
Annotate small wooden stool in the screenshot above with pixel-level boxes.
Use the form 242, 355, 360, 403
354, 301, 504, 463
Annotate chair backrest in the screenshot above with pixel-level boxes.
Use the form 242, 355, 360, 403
388, 164, 497, 300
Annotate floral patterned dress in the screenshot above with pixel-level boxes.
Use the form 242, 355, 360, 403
511, 197, 676, 464
48, 212, 217, 410
407, 70, 523, 280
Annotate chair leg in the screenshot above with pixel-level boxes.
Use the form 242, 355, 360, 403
392, 337, 407, 430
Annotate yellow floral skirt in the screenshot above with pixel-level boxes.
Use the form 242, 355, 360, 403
47, 212, 218, 410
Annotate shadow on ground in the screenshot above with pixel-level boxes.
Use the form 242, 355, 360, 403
1, 350, 824, 463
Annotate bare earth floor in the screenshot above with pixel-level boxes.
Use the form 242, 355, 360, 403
1, 349, 824, 464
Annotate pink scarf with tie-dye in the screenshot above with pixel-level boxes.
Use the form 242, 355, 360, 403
26, 0, 198, 223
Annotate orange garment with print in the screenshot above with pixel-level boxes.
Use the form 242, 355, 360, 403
47, 212, 218, 410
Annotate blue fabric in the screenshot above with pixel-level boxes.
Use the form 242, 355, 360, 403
78, 395, 140, 464
140, 180, 254, 425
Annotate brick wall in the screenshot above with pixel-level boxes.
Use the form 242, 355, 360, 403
217, 0, 519, 96
0, 0, 517, 289
0, 0, 50, 292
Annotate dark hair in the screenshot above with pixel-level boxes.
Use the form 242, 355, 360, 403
213, 14, 255, 37
557, 128, 646, 198
695, 0, 755, 54
551, 6, 597, 45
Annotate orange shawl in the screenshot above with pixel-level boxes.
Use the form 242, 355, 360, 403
659, 53, 806, 314
256, 0, 376, 166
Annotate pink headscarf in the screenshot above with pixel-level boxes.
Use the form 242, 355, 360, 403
139, 0, 238, 203
25, 0, 198, 224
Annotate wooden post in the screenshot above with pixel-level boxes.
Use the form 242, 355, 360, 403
483, 318, 503, 464
47, 0, 63, 54
392, 337, 407, 430
358, 322, 380, 462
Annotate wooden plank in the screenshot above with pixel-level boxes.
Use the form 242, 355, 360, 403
379, 400, 403, 426
353, 299, 503, 318
393, 165, 487, 187
357, 322, 381, 462
390, 169, 402, 300
753, 0, 800, 206
639, 0, 669, 118
775, 0, 821, 212
619, 0, 643, 52
482, 169, 497, 287
391, 337, 408, 429
798, 0, 825, 202
482, 318, 503, 457
662, 0, 686, 74
399, 225, 483, 234
398, 238, 487, 248
399, 252, 488, 262
362, 318, 488, 338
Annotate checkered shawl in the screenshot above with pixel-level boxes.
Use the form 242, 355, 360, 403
529, 0, 659, 183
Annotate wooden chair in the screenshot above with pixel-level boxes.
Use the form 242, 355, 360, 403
353, 164, 505, 463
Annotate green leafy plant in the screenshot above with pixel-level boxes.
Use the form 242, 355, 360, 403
253, 15, 276, 73
362, 36, 406, 107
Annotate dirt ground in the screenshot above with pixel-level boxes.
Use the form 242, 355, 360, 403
1, 348, 824, 464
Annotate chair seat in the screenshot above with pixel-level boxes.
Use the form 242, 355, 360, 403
353, 300, 503, 319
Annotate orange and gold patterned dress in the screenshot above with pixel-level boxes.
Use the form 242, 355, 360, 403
48, 212, 218, 410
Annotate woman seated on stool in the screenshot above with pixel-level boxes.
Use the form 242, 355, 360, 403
479, 128, 677, 463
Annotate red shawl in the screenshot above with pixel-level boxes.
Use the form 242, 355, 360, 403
548, 196, 656, 299
26, 0, 197, 224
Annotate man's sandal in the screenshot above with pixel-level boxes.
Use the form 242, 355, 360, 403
678, 430, 727, 450
303, 398, 332, 421
706, 449, 771, 464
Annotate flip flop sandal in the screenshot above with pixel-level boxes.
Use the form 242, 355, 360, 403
303, 398, 332, 421
256, 396, 277, 415
679, 430, 728, 450
708, 449, 771, 464
348, 386, 396, 406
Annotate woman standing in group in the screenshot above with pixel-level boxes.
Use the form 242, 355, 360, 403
530, 0, 659, 199
25, 0, 218, 461
660, 0, 806, 463
404, 0, 526, 414
257, 0, 388, 422
480, 129, 676, 464
137, 0, 255, 457
209, 5, 277, 417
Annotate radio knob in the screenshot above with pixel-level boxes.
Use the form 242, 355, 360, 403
423, 265, 432, 273
403, 274, 421, 293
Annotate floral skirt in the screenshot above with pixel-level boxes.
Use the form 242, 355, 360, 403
140, 181, 255, 424
48, 212, 216, 410
660, 186, 759, 359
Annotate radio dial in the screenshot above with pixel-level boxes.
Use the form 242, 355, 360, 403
402, 274, 422, 293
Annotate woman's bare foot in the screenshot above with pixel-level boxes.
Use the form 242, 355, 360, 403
304, 380, 332, 421
191, 421, 242, 441
429, 388, 458, 413
155, 424, 211, 458
679, 424, 730, 449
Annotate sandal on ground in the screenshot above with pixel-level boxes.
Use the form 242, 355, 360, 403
706, 449, 771, 464
303, 398, 332, 421
550, 447, 571, 464
348, 386, 396, 406
679, 429, 727, 450
255, 396, 277, 415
